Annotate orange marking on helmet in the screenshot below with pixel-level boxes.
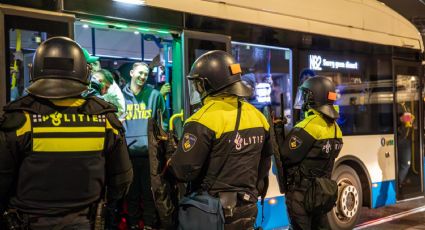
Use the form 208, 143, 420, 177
230, 64, 242, 75
328, 92, 337, 101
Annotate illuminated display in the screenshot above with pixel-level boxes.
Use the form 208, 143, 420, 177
255, 83, 271, 103
309, 55, 358, 71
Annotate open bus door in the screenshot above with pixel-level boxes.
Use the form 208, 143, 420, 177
182, 30, 231, 118
394, 60, 423, 200
0, 4, 74, 110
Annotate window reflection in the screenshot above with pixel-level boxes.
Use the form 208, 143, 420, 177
232, 42, 293, 128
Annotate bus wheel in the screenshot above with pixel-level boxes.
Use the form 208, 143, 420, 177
328, 165, 362, 230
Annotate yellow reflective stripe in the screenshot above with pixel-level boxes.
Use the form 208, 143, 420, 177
106, 119, 118, 135
297, 110, 343, 140
49, 98, 86, 107
16, 112, 31, 136
33, 127, 105, 133
187, 98, 269, 139
33, 137, 105, 152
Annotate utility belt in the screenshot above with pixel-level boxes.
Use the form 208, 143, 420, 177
3, 206, 93, 230
286, 171, 314, 191
218, 191, 256, 219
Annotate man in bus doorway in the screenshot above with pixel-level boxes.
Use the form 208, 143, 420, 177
281, 76, 343, 230
122, 62, 167, 229
167, 50, 273, 229
0, 37, 133, 230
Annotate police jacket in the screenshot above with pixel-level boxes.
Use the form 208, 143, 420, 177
281, 109, 343, 179
169, 96, 273, 198
122, 83, 166, 157
0, 95, 133, 215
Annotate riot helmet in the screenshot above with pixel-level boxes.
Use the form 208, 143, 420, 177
26, 36, 90, 99
293, 76, 339, 119
294, 68, 316, 109
187, 50, 251, 100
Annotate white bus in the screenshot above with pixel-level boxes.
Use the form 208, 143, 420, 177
1, 1, 423, 229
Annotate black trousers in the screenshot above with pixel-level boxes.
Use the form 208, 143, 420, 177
28, 214, 93, 230
127, 157, 158, 228
224, 202, 257, 230
285, 187, 330, 230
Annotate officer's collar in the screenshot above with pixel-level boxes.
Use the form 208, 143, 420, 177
49, 98, 86, 107
203, 95, 238, 104
306, 109, 320, 117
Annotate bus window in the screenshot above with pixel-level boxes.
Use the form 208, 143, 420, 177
186, 38, 228, 113
232, 42, 293, 128
318, 57, 394, 136
8, 29, 46, 102
3, 13, 72, 105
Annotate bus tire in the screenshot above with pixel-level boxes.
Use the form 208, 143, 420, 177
328, 165, 362, 230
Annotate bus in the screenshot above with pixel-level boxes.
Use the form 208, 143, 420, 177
0, 0, 423, 229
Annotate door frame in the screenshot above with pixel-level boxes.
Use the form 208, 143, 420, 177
392, 59, 424, 199
181, 30, 231, 119
0, 4, 74, 110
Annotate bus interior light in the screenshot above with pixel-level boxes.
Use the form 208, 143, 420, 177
156, 30, 169, 34
114, 24, 128, 29
137, 27, 150, 32
113, 0, 146, 5
84, 20, 108, 26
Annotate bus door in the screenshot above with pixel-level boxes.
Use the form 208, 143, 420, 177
0, 4, 74, 109
394, 60, 423, 199
182, 30, 231, 118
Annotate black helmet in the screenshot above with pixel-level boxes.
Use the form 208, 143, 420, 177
187, 50, 251, 99
294, 76, 339, 119
26, 36, 90, 99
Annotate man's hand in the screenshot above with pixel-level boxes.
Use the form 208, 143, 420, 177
160, 83, 171, 97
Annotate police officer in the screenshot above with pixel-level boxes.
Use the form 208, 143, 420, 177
168, 50, 273, 229
0, 37, 133, 229
281, 76, 343, 230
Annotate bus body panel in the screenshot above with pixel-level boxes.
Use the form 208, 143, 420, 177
146, 0, 423, 51
338, 134, 396, 208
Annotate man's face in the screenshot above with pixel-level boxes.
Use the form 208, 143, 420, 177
90, 61, 101, 73
130, 65, 149, 87
93, 72, 111, 95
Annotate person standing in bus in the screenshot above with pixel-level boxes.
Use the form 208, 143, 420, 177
167, 50, 273, 229
122, 62, 167, 229
397, 102, 415, 189
281, 76, 343, 230
83, 48, 126, 117
0, 37, 133, 230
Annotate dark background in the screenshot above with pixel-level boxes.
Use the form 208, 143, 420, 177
379, 0, 425, 39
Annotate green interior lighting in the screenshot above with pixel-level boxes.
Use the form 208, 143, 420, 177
138, 27, 151, 32
156, 30, 169, 34
88, 20, 109, 26
114, 24, 128, 29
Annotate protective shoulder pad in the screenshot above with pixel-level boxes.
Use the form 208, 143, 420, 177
3, 95, 57, 115
106, 113, 124, 132
3, 95, 38, 113
82, 96, 117, 115
185, 102, 215, 123
0, 111, 27, 131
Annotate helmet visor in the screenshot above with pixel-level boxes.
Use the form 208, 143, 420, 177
293, 88, 304, 110
188, 78, 202, 105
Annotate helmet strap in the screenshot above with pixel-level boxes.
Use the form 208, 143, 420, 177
28, 63, 33, 82
302, 89, 317, 112
85, 64, 92, 84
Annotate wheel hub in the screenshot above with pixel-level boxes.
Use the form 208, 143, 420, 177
338, 184, 359, 218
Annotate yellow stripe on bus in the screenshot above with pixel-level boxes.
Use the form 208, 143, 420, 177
33, 127, 105, 133
33, 137, 105, 152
